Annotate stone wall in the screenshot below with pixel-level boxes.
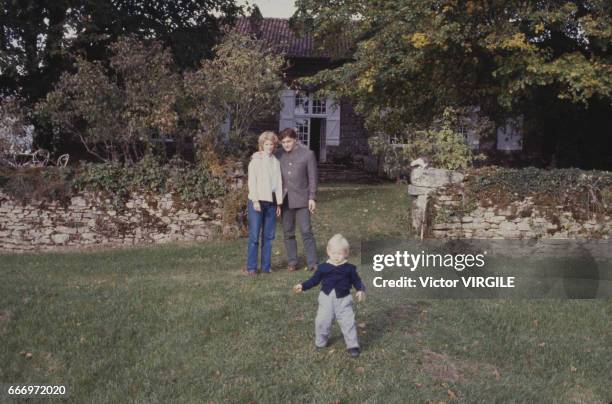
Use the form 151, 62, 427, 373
408, 161, 611, 240
0, 169, 246, 253
429, 194, 611, 239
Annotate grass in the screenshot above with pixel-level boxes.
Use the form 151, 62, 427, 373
1, 182, 611, 403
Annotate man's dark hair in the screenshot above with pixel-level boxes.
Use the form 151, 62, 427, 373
279, 127, 297, 140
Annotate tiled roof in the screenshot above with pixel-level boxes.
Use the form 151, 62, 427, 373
234, 17, 351, 59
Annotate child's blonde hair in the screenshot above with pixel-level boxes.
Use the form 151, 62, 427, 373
258, 131, 278, 151
327, 234, 350, 253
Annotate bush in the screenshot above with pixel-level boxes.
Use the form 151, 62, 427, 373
369, 107, 487, 179
0, 166, 74, 206
37, 36, 180, 163
1, 158, 230, 209
73, 157, 229, 208
463, 167, 612, 218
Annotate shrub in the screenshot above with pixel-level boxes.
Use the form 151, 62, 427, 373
1, 158, 230, 209
73, 157, 229, 209
0, 166, 74, 206
37, 36, 181, 163
184, 31, 285, 160
369, 107, 487, 179
462, 167, 611, 218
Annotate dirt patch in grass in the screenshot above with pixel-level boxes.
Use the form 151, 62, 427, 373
388, 302, 424, 321
565, 386, 603, 403
31, 351, 64, 374
421, 349, 501, 383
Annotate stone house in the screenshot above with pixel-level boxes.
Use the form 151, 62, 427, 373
234, 17, 526, 170
235, 17, 372, 166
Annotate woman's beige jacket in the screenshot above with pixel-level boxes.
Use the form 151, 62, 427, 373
247, 153, 283, 204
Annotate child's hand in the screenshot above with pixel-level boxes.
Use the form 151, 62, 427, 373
356, 291, 366, 302
293, 284, 303, 293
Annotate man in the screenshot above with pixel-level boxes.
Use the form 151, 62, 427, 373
256, 128, 318, 271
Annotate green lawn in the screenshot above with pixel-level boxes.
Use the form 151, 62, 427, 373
1, 183, 611, 402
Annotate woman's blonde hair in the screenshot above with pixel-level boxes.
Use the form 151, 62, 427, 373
258, 131, 279, 151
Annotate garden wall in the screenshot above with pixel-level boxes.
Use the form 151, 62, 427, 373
409, 164, 611, 240
429, 194, 610, 239
0, 165, 246, 253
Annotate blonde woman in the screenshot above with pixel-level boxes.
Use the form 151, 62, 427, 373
245, 131, 283, 275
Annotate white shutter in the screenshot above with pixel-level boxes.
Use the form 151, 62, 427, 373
466, 128, 480, 149
325, 96, 340, 146
279, 89, 295, 132
497, 116, 523, 151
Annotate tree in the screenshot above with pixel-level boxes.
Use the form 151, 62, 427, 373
0, 0, 241, 102
292, 0, 612, 167
36, 36, 181, 163
184, 31, 285, 159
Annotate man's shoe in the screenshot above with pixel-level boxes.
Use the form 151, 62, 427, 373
242, 268, 257, 276
315, 344, 326, 352
347, 347, 360, 358
288, 265, 297, 272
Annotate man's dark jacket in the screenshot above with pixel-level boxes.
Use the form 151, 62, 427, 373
275, 143, 317, 209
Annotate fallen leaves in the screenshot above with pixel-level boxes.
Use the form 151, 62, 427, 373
20, 351, 33, 359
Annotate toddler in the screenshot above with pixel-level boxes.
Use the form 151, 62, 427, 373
293, 234, 366, 357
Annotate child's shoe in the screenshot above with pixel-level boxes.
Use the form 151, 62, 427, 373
347, 347, 360, 358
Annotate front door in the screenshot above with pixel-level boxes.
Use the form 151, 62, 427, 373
295, 117, 326, 162
310, 118, 324, 161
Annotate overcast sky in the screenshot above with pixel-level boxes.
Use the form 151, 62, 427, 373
246, 0, 296, 18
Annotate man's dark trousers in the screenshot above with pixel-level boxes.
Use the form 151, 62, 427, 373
282, 197, 317, 268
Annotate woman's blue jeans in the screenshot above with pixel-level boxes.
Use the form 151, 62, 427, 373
246, 200, 277, 273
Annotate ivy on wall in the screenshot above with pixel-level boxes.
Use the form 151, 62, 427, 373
0, 157, 231, 209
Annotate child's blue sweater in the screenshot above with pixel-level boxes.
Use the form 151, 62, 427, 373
301, 262, 365, 298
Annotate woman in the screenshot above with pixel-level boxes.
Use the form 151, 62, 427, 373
245, 131, 283, 275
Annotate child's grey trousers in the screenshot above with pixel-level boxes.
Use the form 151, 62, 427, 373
315, 289, 359, 349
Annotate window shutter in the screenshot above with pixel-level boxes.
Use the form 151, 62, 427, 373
279, 89, 295, 132
497, 117, 523, 151
325, 96, 340, 146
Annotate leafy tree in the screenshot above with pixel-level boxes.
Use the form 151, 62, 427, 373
184, 31, 285, 159
36, 36, 181, 162
293, 0, 612, 167
0, 0, 241, 101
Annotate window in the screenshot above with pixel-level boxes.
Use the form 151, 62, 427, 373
294, 93, 326, 116
295, 117, 310, 146
311, 97, 326, 115
295, 93, 309, 115
457, 123, 479, 150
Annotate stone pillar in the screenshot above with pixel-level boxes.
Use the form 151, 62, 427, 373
407, 158, 464, 238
